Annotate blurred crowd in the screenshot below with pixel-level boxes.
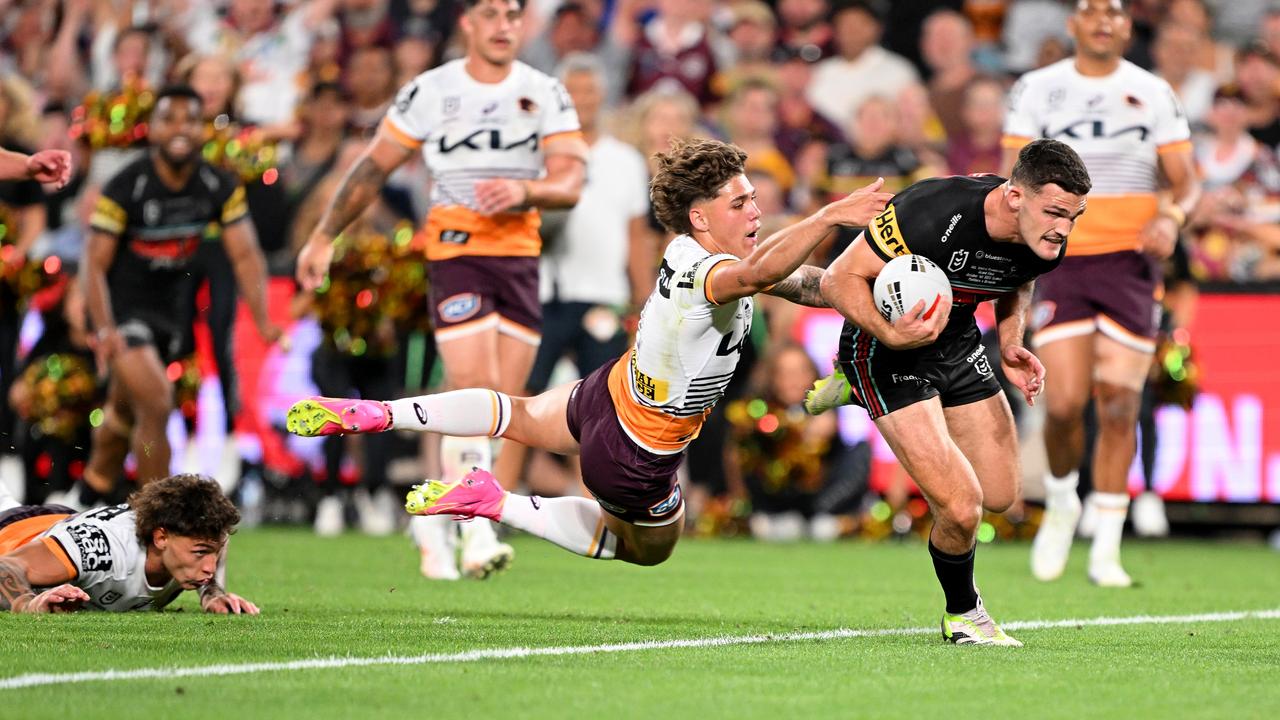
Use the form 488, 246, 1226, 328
0, 0, 1276, 539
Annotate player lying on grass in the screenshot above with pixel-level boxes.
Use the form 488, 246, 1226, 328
287, 138, 891, 567
804, 138, 1092, 645
0, 474, 257, 614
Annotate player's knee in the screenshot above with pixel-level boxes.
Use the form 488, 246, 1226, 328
935, 495, 982, 534
1044, 398, 1086, 428
132, 387, 175, 422
982, 490, 1015, 514
1095, 382, 1141, 430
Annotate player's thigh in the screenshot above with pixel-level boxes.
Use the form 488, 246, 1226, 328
874, 397, 980, 511
495, 330, 540, 395
1094, 331, 1155, 392
1034, 332, 1094, 418
603, 506, 683, 565
504, 381, 580, 455
435, 325, 501, 389
111, 345, 173, 417
944, 393, 1020, 513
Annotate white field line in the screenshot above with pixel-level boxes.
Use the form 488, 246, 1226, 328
2, 608, 1277, 691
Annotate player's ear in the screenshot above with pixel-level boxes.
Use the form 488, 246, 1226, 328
689, 206, 709, 233
152, 527, 169, 549
1006, 183, 1025, 212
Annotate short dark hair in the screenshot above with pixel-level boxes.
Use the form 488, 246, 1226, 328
130, 474, 240, 545
650, 138, 748, 236
112, 24, 152, 54
464, 0, 526, 9
830, 0, 887, 24
1010, 138, 1092, 197
154, 84, 203, 111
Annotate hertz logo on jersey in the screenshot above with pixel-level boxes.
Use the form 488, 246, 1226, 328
870, 204, 908, 257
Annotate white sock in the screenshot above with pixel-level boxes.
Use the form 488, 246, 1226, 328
500, 494, 617, 559
387, 390, 512, 437
1043, 470, 1079, 508
1089, 492, 1130, 568
442, 436, 502, 550
410, 514, 456, 551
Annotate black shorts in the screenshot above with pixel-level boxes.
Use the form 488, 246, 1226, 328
117, 315, 185, 364
836, 323, 1002, 420
564, 360, 684, 527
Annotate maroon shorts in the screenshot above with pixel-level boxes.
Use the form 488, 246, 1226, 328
565, 361, 685, 526
429, 256, 541, 343
1032, 251, 1160, 352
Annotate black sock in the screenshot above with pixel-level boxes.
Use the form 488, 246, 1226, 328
929, 540, 979, 614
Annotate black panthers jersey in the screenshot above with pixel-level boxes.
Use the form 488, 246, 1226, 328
864, 174, 1064, 343
89, 155, 247, 323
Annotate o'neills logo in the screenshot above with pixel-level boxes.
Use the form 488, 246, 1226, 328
871, 204, 907, 257
941, 213, 962, 243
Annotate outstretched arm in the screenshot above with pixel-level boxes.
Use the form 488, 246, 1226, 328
764, 265, 827, 307
296, 130, 415, 290
709, 178, 892, 304
0, 544, 88, 614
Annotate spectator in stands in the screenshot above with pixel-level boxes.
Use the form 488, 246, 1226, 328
344, 45, 398, 138
720, 77, 796, 200
725, 343, 839, 542
1236, 43, 1280, 148
181, 0, 340, 126
946, 75, 1007, 176
719, 1, 779, 91
1168, 0, 1237, 84
1153, 21, 1218, 131
807, 0, 918, 129
921, 10, 979, 143
776, 0, 835, 62
1190, 84, 1280, 280
1002, 0, 1072, 75
620, 0, 727, 106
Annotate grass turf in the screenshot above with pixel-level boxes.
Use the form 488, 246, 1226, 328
2, 529, 1278, 719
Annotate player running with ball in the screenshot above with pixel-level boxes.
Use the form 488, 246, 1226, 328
288, 139, 890, 569
805, 138, 1091, 646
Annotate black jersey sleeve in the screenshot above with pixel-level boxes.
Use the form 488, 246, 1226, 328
88, 165, 137, 237
865, 179, 942, 262
200, 164, 249, 227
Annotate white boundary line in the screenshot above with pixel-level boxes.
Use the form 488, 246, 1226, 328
2, 608, 1277, 690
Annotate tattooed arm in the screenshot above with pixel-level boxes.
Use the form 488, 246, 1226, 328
764, 265, 828, 308
0, 544, 88, 613
295, 128, 416, 291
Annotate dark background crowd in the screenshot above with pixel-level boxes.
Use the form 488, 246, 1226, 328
1, 0, 1278, 541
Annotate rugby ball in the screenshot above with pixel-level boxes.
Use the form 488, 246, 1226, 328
872, 255, 952, 323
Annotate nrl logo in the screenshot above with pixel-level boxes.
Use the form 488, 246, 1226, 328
948, 249, 969, 272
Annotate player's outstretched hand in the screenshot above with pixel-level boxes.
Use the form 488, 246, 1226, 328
297, 235, 335, 292
1001, 345, 1046, 406
822, 177, 894, 227
202, 592, 260, 615
26, 149, 72, 189
887, 294, 951, 349
25, 584, 90, 613
474, 178, 528, 215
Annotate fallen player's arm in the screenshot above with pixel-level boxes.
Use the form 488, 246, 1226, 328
198, 582, 260, 615
0, 543, 89, 613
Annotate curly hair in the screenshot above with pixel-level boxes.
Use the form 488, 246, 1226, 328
130, 474, 240, 545
650, 138, 748, 235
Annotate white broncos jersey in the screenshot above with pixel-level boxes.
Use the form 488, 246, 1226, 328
382, 59, 582, 261
608, 235, 751, 454
39, 505, 183, 611
1003, 59, 1191, 256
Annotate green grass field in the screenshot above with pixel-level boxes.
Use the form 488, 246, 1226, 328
2, 530, 1278, 719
